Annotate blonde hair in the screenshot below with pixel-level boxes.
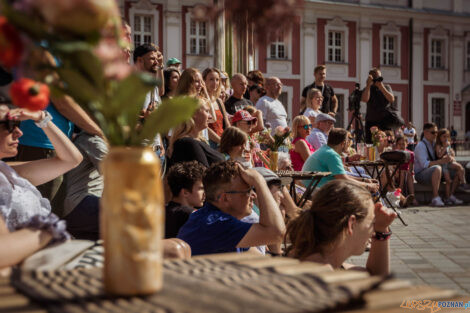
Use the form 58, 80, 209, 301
292, 115, 310, 138
306, 88, 322, 109
176, 68, 207, 100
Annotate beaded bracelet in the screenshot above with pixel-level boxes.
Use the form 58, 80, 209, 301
16, 213, 71, 244
373, 230, 392, 241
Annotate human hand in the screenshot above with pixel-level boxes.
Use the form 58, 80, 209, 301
8, 108, 44, 122
373, 202, 397, 232
156, 51, 163, 67
349, 154, 361, 162
279, 186, 298, 218
442, 154, 452, 164
237, 163, 263, 186
367, 182, 379, 193
366, 75, 373, 87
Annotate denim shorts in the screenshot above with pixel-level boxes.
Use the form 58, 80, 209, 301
415, 165, 440, 185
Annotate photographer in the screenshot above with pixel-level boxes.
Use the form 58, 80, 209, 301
361, 68, 403, 143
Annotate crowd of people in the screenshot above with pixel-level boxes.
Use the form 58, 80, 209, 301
0, 30, 468, 277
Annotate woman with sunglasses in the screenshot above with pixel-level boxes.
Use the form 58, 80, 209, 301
290, 115, 315, 171
0, 105, 82, 272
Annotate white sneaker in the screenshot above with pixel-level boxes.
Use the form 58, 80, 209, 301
449, 195, 464, 205
431, 196, 445, 207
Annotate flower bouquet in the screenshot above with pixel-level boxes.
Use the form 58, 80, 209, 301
370, 126, 380, 147
267, 126, 290, 171
0, 0, 198, 296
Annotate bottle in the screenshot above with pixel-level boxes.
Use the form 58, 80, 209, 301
385, 188, 401, 208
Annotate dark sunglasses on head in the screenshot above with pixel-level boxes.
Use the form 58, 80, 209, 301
300, 124, 313, 130
0, 120, 21, 133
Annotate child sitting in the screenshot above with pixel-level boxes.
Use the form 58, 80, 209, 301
394, 135, 418, 206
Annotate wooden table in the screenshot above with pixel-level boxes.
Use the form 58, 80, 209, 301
276, 171, 331, 207
0, 252, 468, 313
347, 160, 408, 226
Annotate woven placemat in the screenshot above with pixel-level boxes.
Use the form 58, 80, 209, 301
11, 258, 383, 313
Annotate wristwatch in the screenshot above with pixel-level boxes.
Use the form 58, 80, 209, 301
35, 111, 53, 128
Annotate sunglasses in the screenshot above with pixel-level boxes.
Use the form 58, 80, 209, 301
300, 124, 313, 130
241, 120, 255, 126
0, 120, 21, 133
224, 186, 255, 195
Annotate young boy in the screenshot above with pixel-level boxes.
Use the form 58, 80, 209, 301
165, 161, 206, 238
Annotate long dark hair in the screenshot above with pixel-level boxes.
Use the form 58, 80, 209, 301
285, 180, 371, 260
163, 68, 180, 97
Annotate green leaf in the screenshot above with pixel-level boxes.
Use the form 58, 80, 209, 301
133, 96, 199, 145
56, 67, 102, 105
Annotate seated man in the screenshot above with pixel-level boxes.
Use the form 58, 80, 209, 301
306, 113, 335, 150
414, 122, 457, 207
302, 128, 379, 193
177, 161, 285, 255
165, 161, 206, 238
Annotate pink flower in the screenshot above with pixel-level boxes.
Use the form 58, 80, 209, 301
274, 126, 285, 136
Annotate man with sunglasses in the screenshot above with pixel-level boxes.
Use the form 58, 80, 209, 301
177, 160, 285, 256
306, 113, 336, 150
415, 122, 458, 207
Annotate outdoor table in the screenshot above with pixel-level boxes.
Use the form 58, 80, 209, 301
0, 251, 467, 313
346, 160, 407, 226
276, 170, 331, 207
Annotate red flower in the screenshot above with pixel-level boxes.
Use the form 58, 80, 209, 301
10, 78, 50, 111
0, 16, 23, 68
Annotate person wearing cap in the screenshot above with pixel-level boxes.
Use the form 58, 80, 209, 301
302, 128, 379, 192
166, 57, 182, 71
231, 110, 257, 134
177, 161, 285, 256
134, 43, 165, 161
306, 113, 336, 150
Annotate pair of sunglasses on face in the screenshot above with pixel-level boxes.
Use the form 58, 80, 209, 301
0, 119, 21, 133
241, 120, 255, 126
299, 124, 313, 130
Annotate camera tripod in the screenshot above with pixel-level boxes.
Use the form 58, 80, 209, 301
346, 110, 365, 147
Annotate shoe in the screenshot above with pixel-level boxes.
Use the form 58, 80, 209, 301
457, 184, 470, 193
449, 195, 464, 205
431, 196, 445, 207
400, 194, 415, 208
444, 198, 453, 206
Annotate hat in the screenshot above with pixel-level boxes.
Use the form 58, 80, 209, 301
254, 167, 281, 185
166, 57, 182, 66
231, 110, 257, 124
315, 113, 336, 123
133, 44, 158, 62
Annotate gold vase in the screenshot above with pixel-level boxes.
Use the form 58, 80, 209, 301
101, 147, 164, 295
270, 151, 279, 172
368, 146, 376, 161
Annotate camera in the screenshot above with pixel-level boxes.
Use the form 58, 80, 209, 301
372, 76, 383, 83
348, 83, 362, 113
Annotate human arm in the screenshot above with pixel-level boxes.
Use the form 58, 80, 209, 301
361, 75, 373, 103
366, 203, 396, 276
334, 174, 379, 193
208, 127, 221, 144
330, 94, 338, 114
10, 110, 83, 186
156, 51, 164, 96
376, 82, 394, 104
51, 95, 105, 139
251, 109, 265, 133
237, 166, 286, 247
295, 139, 312, 162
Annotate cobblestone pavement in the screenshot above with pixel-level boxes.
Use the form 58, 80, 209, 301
347, 205, 470, 295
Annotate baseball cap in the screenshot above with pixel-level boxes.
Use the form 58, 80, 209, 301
315, 113, 336, 123
254, 167, 281, 185
231, 110, 257, 124
166, 57, 182, 66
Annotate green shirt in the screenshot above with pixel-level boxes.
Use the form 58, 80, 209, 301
301, 145, 346, 188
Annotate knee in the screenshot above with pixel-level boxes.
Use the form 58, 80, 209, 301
163, 238, 191, 259
432, 166, 441, 177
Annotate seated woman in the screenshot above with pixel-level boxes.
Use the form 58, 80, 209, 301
167, 99, 224, 168
219, 126, 251, 167
289, 115, 314, 171
0, 105, 83, 271
286, 180, 396, 276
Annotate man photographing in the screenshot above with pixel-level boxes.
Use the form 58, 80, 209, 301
361, 68, 403, 143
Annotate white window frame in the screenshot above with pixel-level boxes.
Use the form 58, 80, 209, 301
185, 10, 214, 56
324, 17, 349, 64
428, 93, 449, 128
380, 22, 401, 67
428, 27, 448, 70
189, 20, 208, 55
133, 15, 154, 47
334, 88, 349, 129
268, 30, 289, 59
129, 0, 160, 52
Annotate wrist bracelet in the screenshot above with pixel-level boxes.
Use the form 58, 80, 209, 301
35, 111, 53, 128
373, 230, 392, 241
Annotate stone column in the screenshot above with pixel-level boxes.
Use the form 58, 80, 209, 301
412, 22, 424, 133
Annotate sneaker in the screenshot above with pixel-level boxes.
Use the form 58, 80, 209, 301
457, 184, 470, 193
449, 195, 464, 205
431, 196, 445, 207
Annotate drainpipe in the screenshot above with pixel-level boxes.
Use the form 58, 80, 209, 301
408, 0, 413, 123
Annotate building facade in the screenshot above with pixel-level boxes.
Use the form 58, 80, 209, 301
119, 0, 470, 136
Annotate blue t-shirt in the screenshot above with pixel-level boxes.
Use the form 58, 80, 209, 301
19, 102, 74, 149
177, 202, 252, 256
302, 144, 346, 188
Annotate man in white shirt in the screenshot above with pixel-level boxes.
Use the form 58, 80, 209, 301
256, 77, 287, 134
403, 121, 416, 151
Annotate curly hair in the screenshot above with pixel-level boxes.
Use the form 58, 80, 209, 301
167, 161, 206, 197
203, 161, 239, 202
285, 180, 371, 260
